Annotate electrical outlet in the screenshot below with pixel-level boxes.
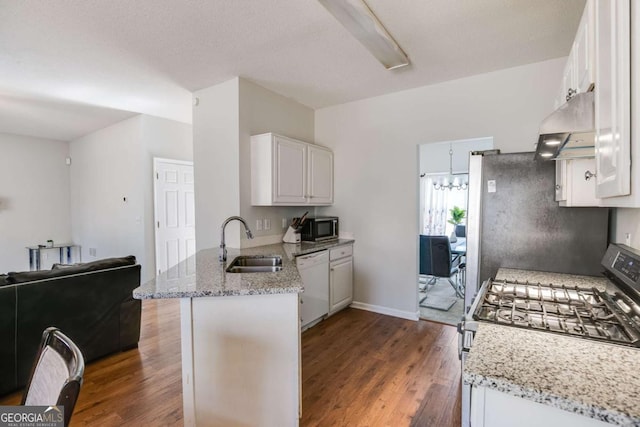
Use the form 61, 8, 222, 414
625, 233, 632, 246
282, 218, 288, 229
264, 218, 271, 230
255, 219, 263, 231
89, 248, 97, 257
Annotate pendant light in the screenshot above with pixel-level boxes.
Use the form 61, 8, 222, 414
433, 144, 468, 191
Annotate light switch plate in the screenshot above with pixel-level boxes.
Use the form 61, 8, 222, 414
487, 180, 497, 193
255, 219, 263, 231
264, 219, 271, 230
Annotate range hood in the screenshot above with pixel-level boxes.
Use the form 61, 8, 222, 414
534, 91, 595, 160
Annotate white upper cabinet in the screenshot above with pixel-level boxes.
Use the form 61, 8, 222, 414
273, 136, 308, 204
554, 2, 595, 109
574, 1, 595, 93
307, 144, 334, 205
251, 133, 334, 206
594, 0, 631, 199
553, 0, 638, 207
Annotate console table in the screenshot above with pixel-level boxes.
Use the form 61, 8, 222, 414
26, 244, 80, 271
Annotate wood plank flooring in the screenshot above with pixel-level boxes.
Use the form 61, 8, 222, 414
301, 308, 461, 427
0, 300, 461, 426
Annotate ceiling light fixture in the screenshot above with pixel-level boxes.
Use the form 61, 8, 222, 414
318, 0, 410, 70
433, 145, 468, 191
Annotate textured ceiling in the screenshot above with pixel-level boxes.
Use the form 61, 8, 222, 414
0, 0, 585, 140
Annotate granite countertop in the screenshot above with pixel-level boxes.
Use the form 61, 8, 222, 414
285, 238, 354, 257
133, 239, 354, 300
464, 268, 640, 426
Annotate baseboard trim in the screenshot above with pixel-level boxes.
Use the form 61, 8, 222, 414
350, 301, 419, 321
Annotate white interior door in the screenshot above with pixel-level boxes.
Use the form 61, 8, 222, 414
154, 158, 196, 275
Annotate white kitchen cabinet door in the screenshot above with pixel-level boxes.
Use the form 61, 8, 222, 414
329, 257, 353, 314
471, 386, 613, 427
594, 0, 631, 199
574, 0, 595, 93
559, 158, 602, 207
251, 133, 334, 206
307, 144, 333, 205
553, 0, 594, 109
561, 58, 575, 105
273, 136, 308, 204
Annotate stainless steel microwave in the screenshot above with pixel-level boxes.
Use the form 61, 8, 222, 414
297, 216, 339, 242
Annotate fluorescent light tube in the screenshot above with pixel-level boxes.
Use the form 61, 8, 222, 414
318, 0, 410, 70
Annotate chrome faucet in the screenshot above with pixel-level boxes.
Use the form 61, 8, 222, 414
219, 216, 254, 262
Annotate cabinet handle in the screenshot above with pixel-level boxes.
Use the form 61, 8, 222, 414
584, 170, 597, 181
330, 268, 335, 271
566, 88, 577, 102
555, 184, 561, 190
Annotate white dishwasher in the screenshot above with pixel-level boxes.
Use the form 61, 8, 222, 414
297, 250, 329, 330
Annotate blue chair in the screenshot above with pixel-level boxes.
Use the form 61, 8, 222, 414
419, 235, 464, 299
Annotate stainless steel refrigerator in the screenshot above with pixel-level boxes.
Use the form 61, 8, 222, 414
464, 151, 610, 310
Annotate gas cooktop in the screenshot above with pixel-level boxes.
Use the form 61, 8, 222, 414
473, 280, 640, 346
471, 243, 640, 347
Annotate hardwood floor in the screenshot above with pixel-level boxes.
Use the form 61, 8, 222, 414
0, 299, 183, 426
301, 308, 461, 427
0, 301, 461, 427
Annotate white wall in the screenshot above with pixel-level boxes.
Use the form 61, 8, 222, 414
140, 115, 193, 277
315, 57, 567, 319
70, 114, 192, 282
193, 78, 241, 251
70, 116, 145, 271
0, 133, 72, 272
194, 77, 315, 251
238, 78, 315, 247
612, 209, 640, 250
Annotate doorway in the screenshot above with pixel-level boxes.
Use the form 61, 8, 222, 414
417, 138, 493, 325
153, 158, 196, 276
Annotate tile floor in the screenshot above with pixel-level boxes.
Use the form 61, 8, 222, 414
418, 277, 465, 326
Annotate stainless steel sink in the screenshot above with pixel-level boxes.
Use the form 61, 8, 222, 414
225, 255, 283, 273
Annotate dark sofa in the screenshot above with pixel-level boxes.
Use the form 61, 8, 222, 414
0, 256, 141, 396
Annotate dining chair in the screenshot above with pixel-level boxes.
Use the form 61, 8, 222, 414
419, 235, 464, 299
21, 327, 85, 427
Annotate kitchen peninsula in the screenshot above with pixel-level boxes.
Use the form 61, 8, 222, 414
133, 243, 304, 427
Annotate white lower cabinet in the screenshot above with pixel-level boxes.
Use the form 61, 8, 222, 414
329, 245, 353, 315
470, 386, 612, 427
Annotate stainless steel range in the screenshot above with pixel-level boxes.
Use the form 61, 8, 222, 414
458, 243, 640, 426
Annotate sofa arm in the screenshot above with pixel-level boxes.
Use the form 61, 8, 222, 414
119, 298, 141, 351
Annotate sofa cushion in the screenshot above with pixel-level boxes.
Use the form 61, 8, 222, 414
6, 255, 136, 284
51, 263, 84, 270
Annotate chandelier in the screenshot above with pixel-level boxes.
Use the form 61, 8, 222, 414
432, 145, 468, 191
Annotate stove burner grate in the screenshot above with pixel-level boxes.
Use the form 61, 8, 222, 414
473, 279, 640, 346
